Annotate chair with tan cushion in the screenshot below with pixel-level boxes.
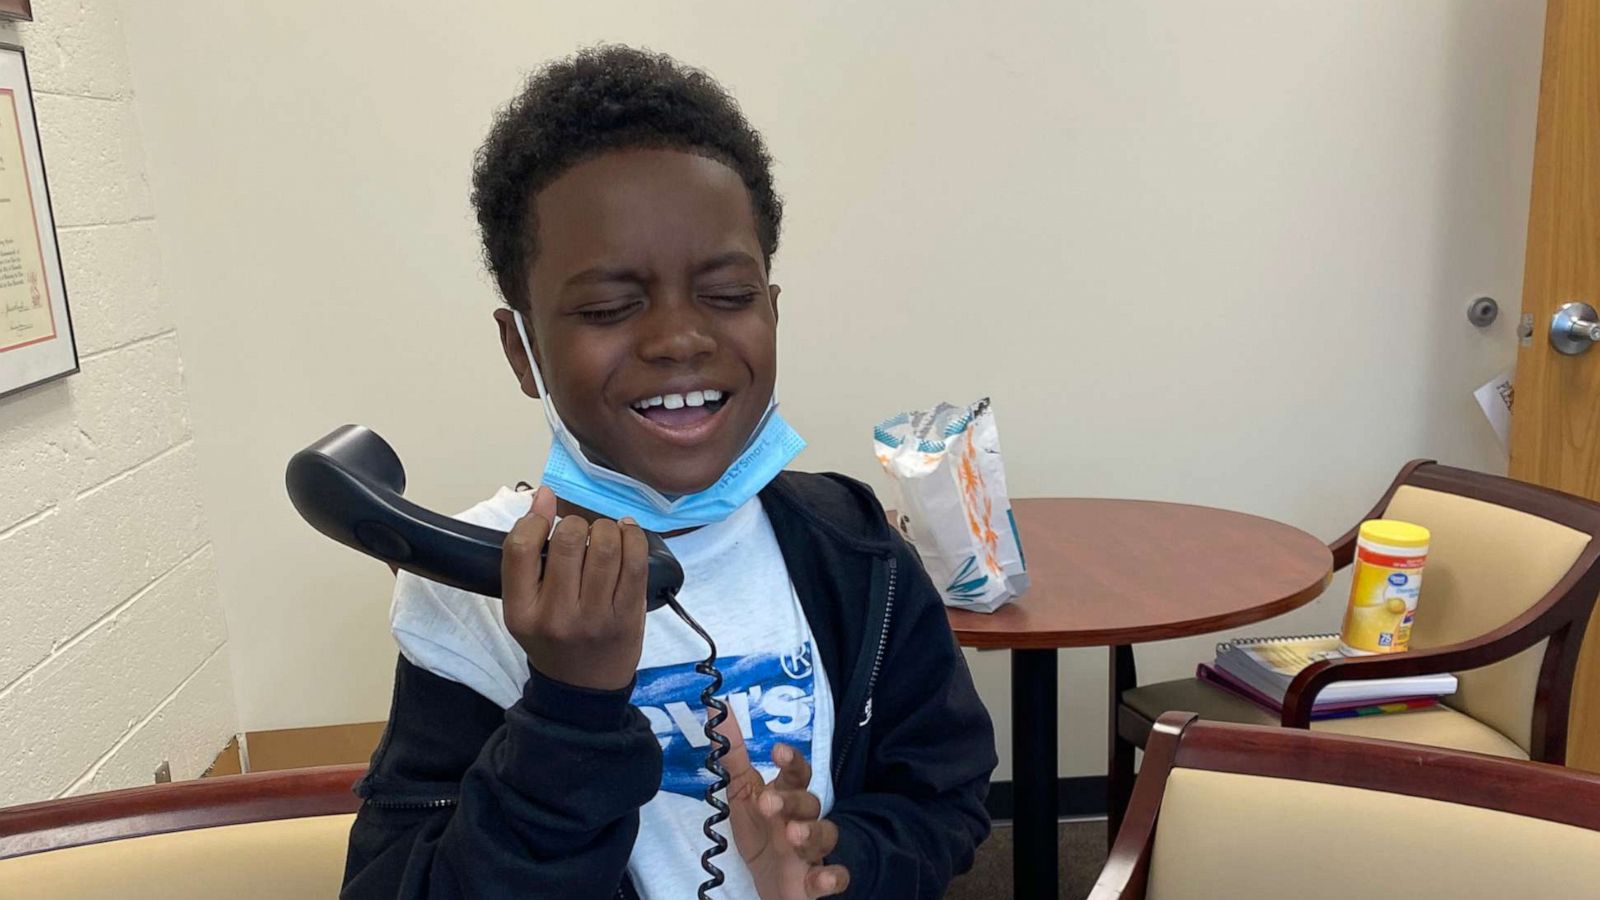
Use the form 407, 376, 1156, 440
1092, 712, 1600, 900
1110, 461, 1600, 834
0, 764, 364, 899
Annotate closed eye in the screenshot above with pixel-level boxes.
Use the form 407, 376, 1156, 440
704, 292, 758, 308
575, 302, 640, 323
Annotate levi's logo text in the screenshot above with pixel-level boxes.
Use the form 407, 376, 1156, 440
632, 642, 817, 797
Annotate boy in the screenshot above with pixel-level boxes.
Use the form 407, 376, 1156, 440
342, 45, 996, 899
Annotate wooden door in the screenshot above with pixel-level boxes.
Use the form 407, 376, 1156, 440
1508, 0, 1600, 770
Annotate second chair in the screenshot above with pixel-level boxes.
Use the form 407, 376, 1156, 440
1109, 460, 1600, 833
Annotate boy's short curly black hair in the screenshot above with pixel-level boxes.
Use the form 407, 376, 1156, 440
472, 44, 783, 310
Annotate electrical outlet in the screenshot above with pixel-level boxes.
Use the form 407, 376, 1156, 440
154, 760, 172, 784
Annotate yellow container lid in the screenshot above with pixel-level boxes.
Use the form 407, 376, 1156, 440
1360, 519, 1430, 548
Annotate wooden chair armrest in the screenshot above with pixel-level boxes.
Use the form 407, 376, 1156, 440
0, 764, 366, 860
1089, 712, 1198, 900
1329, 459, 1435, 570
1279, 627, 1546, 728
1281, 526, 1600, 730
1327, 523, 1362, 571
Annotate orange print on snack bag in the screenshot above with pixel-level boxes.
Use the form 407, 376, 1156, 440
959, 439, 1001, 576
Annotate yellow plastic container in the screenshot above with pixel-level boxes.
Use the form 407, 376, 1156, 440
1339, 520, 1430, 656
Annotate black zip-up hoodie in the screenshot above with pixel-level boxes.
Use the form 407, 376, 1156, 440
341, 471, 998, 899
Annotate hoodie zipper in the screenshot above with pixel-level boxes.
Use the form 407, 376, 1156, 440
362, 796, 459, 810
833, 555, 897, 781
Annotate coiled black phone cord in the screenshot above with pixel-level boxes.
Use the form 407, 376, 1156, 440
663, 596, 729, 900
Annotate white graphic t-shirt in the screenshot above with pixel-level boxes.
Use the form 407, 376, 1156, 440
390, 489, 835, 900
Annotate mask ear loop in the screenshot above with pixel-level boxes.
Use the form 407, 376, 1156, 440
512, 310, 553, 401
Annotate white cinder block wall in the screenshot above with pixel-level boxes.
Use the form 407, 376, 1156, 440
0, 0, 237, 806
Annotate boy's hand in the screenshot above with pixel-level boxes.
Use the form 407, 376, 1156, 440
502, 486, 649, 692
719, 712, 850, 899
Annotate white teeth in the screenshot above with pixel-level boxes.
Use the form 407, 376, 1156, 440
635, 391, 722, 412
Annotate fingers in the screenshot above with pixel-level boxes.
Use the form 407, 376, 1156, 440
770, 742, 812, 792
713, 707, 752, 770
539, 513, 589, 612
502, 488, 555, 610
531, 484, 557, 521
761, 744, 819, 822
785, 817, 840, 865
759, 787, 821, 823
805, 864, 851, 898
503, 490, 651, 693
578, 518, 623, 614
614, 517, 649, 616
713, 707, 763, 801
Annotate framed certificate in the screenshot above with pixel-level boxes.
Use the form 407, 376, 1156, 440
0, 42, 72, 398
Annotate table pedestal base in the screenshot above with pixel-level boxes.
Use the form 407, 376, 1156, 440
1011, 648, 1058, 900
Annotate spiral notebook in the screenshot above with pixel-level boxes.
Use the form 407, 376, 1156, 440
1214, 633, 1457, 708
1197, 664, 1440, 720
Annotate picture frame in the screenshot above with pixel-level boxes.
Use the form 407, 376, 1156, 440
0, 2, 31, 23
0, 42, 74, 399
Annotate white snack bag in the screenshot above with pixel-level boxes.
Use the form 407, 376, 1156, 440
873, 398, 1029, 612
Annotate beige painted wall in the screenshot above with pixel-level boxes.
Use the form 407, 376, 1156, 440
121, 0, 1544, 779
0, 0, 237, 806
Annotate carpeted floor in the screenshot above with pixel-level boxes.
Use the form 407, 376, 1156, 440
945, 819, 1109, 900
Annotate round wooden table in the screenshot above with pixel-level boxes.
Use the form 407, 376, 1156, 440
947, 498, 1332, 900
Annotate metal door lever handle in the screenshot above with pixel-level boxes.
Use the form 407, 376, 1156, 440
1551, 302, 1600, 355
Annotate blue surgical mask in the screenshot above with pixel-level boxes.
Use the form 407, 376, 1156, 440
513, 312, 804, 532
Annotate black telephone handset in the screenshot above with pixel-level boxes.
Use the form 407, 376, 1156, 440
285, 425, 684, 608
286, 425, 731, 899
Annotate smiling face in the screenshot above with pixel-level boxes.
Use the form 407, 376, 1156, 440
495, 148, 779, 496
